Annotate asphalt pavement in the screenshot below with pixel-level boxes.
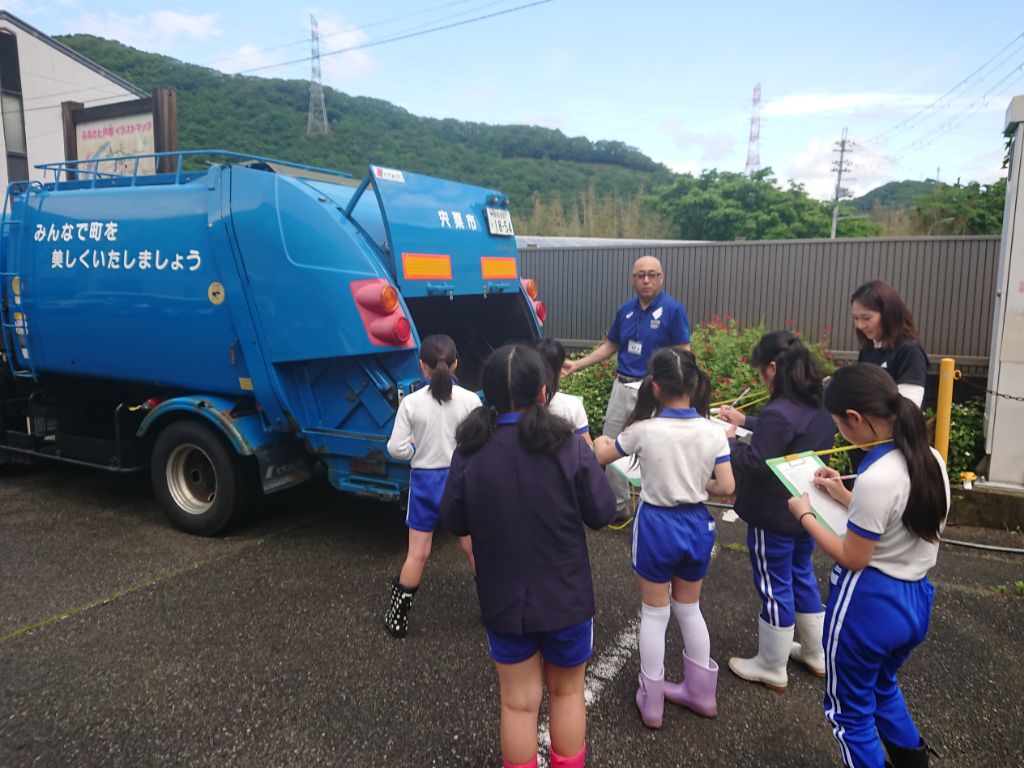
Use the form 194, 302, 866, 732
1, 461, 1022, 767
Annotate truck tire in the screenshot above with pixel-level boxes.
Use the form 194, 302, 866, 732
150, 420, 254, 535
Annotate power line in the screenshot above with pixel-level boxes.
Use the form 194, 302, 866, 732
868, 32, 1024, 143
236, 0, 555, 76
202, 0, 510, 67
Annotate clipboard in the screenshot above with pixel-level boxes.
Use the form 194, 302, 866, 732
609, 454, 642, 488
766, 451, 848, 536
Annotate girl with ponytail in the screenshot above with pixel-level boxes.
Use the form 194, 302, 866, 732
718, 331, 836, 693
384, 334, 481, 639
441, 345, 616, 768
593, 347, 735, 729
789, 363, 949, 768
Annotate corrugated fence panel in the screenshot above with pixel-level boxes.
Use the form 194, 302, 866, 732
519, 237, 1000, 373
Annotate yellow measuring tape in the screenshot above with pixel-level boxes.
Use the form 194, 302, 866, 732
784, 439, 892, 462
710, 390, 770, 409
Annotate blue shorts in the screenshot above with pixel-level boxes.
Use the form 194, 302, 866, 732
405, 468, 449, 532
632, 501, 715, 583
486, 619, 594, 668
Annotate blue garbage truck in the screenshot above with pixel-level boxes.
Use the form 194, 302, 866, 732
0, 151, 545, 534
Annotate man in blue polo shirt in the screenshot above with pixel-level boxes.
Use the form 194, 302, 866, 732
562, 255, 691, 517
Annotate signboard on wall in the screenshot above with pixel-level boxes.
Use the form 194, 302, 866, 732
76, 113, 156, 174
61, 86, 177, 178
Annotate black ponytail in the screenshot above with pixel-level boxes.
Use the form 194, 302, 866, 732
420, 334, 457, 404
456, 345, 572, 455
624, 346, 711, 429
824, 364, 945, 542
535, 338, 567, 403
750, 331, 823, 408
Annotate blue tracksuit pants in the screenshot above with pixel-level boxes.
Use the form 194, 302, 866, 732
747, 525, 823, 627
824, 564, 933, 767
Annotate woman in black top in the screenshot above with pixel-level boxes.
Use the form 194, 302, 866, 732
851, 280, 928, 407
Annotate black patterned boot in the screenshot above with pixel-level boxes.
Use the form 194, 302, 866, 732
883, 738, 935, 768
384, 579, 417, 638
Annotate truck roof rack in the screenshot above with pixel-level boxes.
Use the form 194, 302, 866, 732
34, 149, 354, 191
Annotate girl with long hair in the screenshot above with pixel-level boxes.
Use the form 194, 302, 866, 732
718, 331, 836, 691
384, 334, 480, 639
789, 363, 949, 767
594, 347, 735, 729
441, 345, 616, 768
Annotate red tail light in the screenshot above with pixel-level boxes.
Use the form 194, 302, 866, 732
532, 299, 547, 324
370, 315, 411, 345
350, 278, 415, 348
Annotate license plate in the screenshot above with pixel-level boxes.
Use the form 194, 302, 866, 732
486, 207, 515, 237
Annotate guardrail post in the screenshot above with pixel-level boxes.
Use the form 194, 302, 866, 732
934, 357, 956, 462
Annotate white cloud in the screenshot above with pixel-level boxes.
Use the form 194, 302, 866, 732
785, 137, 900, 201
304, 11, 374, 87
662, 119, 736, 162
214, 44, 278, 75
150, 11, 221, 41
71, 10, 221, 53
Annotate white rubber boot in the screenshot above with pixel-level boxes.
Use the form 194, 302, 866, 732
790, 611, 826, 678
727, 617, 793, 692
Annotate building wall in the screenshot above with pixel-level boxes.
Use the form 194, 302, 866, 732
520, 236, 1001, 374
0, 17, 143, 190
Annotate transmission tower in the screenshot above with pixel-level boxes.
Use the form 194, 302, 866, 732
744, 83, 762, 175
830, 127, 855, 239
307, 15, 329, 136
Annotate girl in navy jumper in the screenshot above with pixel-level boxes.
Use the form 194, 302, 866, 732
718, 331, 835, 691
593, 347, 735, 729
384, 334, 481, 639
789, 363, 949, 768
441, 345, 616, 768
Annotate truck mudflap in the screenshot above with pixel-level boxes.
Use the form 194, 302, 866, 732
137, 394, 312, 493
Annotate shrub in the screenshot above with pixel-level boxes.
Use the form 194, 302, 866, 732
562, 316, 836, 437
924, 397, 985, 484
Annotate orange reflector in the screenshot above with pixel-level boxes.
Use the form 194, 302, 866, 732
380, 285, 399, 313
520, 277, 538, 299
481, 257, 518, 281
402, 253, 452, 280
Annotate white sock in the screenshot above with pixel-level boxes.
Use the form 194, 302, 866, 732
638, 602, 671, 679
671, 598, 711, 667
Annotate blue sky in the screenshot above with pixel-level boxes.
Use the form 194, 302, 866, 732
13, 0, 1024, 199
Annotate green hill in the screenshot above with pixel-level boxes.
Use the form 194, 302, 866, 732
58, 34, 674, 236
847, 179, 944, 214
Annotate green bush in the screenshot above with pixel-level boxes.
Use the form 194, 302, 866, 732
924, 397, 985, 484
562, 317, 837, 437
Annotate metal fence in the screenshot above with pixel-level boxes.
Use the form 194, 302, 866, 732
519, 236, 1000, 375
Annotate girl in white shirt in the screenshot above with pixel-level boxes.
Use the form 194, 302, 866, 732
384, 334, 481, 639
789, 363, 949, 768
593, 347, 734, 730
536, 338, 592, 446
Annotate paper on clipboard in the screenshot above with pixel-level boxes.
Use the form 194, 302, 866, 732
610, 454, 642, 487
710, 416, 752, 439
767, 451, 848, 536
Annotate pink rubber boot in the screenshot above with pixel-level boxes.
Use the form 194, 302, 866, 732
550, 742, 586, 767
663, 650, 719, 718
636, 669, 665, 729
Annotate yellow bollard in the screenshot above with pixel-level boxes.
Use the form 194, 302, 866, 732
934, 357, 956, 463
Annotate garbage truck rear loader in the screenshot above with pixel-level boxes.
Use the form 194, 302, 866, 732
0, 151, 544, 534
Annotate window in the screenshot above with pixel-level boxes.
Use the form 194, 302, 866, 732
0, 30, 28, 182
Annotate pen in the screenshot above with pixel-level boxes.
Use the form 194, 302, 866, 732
729, 387, 751, 408
819, 474, 857, 481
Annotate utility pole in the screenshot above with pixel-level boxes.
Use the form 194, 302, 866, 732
830, 127, 854, 239
307, 15, 329, 136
